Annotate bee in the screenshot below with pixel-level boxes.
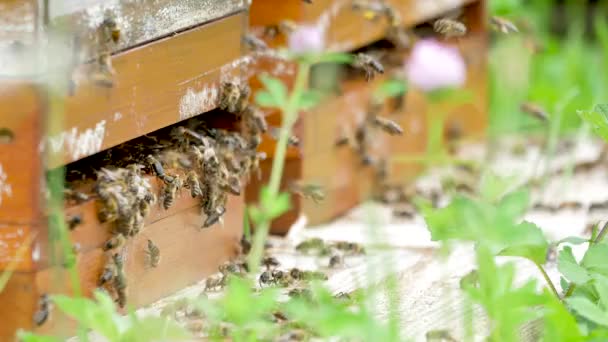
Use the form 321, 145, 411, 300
205, 275, 226, 291
520, 102, 548, 122
101, 11, 121, 44
243, 33, 268, 52
221, 174, 242, 196
259, 270, 274, 288
162, 174, 182, 210
371, 116, 403, 135
145, 239, 160, 268
425, 329, 458, 342
392, 204, 416, 219
334, 292, 351, 300
66, 214, 83, 230
289, 182, 325, 203
589, 200, 608, 212
433, 18, 467, 38
302, 0, 312, 3
202, 205, 226, 229
103, 233, 126, 251
264, 20, 297, 39
288, 287, 313, 299
64, 189, 90, 204
33, 294, 51, 326
269, 127, 299, 147
351, 53, 384, 81
332, 241, 365, 255
295, 237, 329, 255
98, 255, 116, 286
290, 268, 328, 281
490, 16, 519, 34
335, 134, 350, 147
242, 105, 268, 133
96, 187, 119, 223
328, 254, 344, 268
262, 256, 280, 270
112, 253, 127, 308
185, 171, 203, 198
146, 154, 170, 180
220, 80, 251, 114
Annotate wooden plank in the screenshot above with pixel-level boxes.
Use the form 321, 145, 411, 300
30, 194, 243, 337
0, 272, 38, 341
0, 83, 44, 271
250, 0, 480, 52
42, 12, 248, 168
48, 0, 248, 56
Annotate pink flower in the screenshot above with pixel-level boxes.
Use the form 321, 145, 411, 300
288, 25, 325, 54
405, 39, 466, 92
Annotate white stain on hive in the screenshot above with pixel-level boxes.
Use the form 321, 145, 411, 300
179, 86, 219, 120
45, 120, 107, 161
0, 163, 13, 207
113, 112, 122, 121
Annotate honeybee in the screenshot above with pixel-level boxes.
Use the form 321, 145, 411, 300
290, 268, 328, 281
371, 116, 403, 135
146, 154, 167, 178
242, 105, 268, 133
392, 204, 416, 219
103, 233, 126, 251
262, 256, 280, 269
220, 80, 251, 113
64, 189, 90, 204
289, 182, 325, 203
185, 171, 203, 198
101, 11, 121, 44
328, 254, 344, 268
269, 127, 299, 147
96, 186, 119, 223
332, 241, 365, 255
490, 16, 519, 34
33, 294, 51, 326
264, 20, 297, 39
202, 205, 226, 229
220, 173, 242, 196
67, 214, 83, 230
146, 239, 160, 268
243, 33, 268, 52
352, 53, 384, 81
520, 102, 548, 122
433, 18, 467, 38
295, 238, 328, 254
288, 287, 313, 299
112, 253, 127, 308
425, 329, 458, 342
98, 255, 116, 286
335, 134, 350, 147
205, 275, 226, 291
162, 174, 182, 210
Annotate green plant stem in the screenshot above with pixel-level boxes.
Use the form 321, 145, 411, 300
535, 262, 560, 299
563, 221, 608, 299
248, 61, 311, 274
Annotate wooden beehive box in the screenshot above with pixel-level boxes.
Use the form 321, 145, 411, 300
0, 0, 251, 339
247, 0, 488, 231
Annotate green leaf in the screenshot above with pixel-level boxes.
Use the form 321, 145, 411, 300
51, 294, 120, 341
578, 106, 608, 142
254, 91, 279, 108
566, 297, 608, 327
543, 294, 585, 342
497, 221, 549, 264
296, 90, 324, 110
557, 236, 589, 246
593, 274, 608, 310
16, 332, 63, 342
479, 171, 517, 203
121, 316, 191, 342
309, 52, 354, 64
558, 246, 590, 284
373, 79, 407, 102
497, 189, 529, 218
582, 243, 608, 276
266, 192, 291, 219
258, 74, 288, 108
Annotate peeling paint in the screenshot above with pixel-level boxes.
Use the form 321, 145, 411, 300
0, 164, 13, 207
179, 86, 219, 120
44, 120, 107, 161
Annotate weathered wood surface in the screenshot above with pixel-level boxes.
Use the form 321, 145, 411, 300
250, 0, 480, 52
42, 12, 248, 168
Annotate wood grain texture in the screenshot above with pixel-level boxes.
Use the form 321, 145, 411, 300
0, 84, 44, 271
250, 0, 480, 52
43, 12, 247, 168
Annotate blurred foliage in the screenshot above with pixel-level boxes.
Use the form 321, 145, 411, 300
489, 0, 608, 137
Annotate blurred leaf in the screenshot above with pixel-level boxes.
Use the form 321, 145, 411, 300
479, 171, 517, 203
16, 332, 63, 342
581, 243, 608, 277
258, 74, 288, 108
497, 189, 529, 218
296, 90, 323, 110
373, 79, 407, 102
498, 221, 549, 264
558, 246, 590, 284
52, 294, 120, 341
566, 297, 608, 327
542, 294, 585, 341
255, 91, 279, 108
557, 236, 589, 246
121, 316, 191, 342
312, 52, 354, 64
578, 105, 608, 142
